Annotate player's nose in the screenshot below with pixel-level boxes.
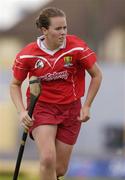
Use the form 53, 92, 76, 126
60, 28, 66, 35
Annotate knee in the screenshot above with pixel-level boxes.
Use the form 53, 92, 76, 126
40, 151, 56, 169
56, 163, 68, 177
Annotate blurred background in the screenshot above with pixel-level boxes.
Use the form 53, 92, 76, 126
0, 0, 125, 179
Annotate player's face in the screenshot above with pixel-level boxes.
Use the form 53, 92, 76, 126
43, 16, 67, 49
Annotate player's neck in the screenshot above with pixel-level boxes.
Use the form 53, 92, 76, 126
43, 39, 60, 51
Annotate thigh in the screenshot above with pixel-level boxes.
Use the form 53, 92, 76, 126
29, 101, 62, 139
56, 99, 81, 145
32, 125, 57, 156
56, 139, 73, 170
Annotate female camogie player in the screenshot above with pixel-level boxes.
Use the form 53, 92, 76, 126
10, 7, 102, 180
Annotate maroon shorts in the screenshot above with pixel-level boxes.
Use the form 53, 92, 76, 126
28, 99, 82, 145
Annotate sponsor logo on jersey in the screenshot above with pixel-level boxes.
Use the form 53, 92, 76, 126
39, 70, 69, 81
35, 59, 44, 68
64, 56, 73, 67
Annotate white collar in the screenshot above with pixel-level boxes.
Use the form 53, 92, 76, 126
37, 35, 66, 56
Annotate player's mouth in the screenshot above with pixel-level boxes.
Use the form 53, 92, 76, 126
59, 37, 65, 41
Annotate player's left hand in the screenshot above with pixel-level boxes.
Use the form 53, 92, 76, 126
77, 105, 90, 122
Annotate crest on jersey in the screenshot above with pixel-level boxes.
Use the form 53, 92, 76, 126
35, 59, 44, 69
64, 56, 73, 67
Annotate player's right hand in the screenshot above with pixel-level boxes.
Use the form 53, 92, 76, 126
19, 110, 33, 130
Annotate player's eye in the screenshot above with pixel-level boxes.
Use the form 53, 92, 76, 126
55, 26, 67, 31
63, 26, 67, 30
55, 27, 62, 30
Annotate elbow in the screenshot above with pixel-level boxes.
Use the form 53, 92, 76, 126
9, 81, 16, 90
10, 78, 22, 88
9, 81, 14, 91
96, 69, 103, 86
9, 81, 14, 88
9, 79, 22, 94
9, 81, 16, 94
99, 69, 103, 82
93, 68, 103, 85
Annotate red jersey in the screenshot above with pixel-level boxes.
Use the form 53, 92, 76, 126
13, 35, 96, 104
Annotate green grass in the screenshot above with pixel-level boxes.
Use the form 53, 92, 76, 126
0, 175, 33, 180
0, 172, 123, 180
1, 175, 81, 180
0, 174, 77, 180
0, 172, 38, 180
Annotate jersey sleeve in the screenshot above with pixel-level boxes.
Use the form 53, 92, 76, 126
77, 42, 96, 69
12, 56, 29, 81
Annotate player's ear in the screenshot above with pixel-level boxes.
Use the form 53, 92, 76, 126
41, 27, 48, 36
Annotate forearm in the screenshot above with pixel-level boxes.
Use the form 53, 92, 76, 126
84, 73, 102, 107
10, 83, 25, 113
10, 78, 33, 129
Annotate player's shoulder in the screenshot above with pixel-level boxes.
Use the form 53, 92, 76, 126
66, 34, 87, 48
16, 41, 38, 58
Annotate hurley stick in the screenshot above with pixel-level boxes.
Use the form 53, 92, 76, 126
13, 76, 41, 180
